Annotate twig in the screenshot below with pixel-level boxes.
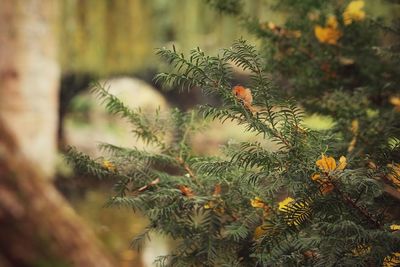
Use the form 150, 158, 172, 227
137, 178, 160, 192
176, 156, 199, 185
330, 178, 381, 229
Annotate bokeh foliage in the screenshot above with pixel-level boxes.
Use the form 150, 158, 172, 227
59, 0, 268, 75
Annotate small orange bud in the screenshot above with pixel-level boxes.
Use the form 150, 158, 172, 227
232, 85, 254, 112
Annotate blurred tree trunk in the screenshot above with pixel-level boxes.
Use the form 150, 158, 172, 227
0, 1, 115, 266
0, 0, 59, 177
0, 125, 116, 267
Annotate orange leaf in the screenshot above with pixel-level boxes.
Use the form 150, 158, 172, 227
316, 155, 337, 172
314, 16, 342, 45
179, 185, 194, 197
213, 184, 221, 196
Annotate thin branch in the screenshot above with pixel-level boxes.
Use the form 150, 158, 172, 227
330, 178, 381, 229
176, 156, 199, 185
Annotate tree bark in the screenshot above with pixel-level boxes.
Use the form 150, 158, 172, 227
0, 0, 59, 178
0, 1, 116, 266
0, 121, 115, 267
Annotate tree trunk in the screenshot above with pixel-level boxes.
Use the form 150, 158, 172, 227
0, 1, 116, 266
0, 0, 59, 178
0, 121, 115, 266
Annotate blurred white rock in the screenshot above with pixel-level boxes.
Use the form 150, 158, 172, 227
65, 77, 169, 158
142, 233, 170, 267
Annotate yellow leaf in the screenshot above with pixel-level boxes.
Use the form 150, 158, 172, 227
343, 1, 366, 25
316, 155, 347, 172
314, 26, 326, 40
383, 252, 400, 267
314, 16, 342, 45
314, 26, 340, 45
390, 224, 400, 231
311, 173, 321, 181
278, 197, 294, 211
337, 156, 347, 170
316, 155, 337, 172
327, 16, 339, 28
390, 96, 400, 106
251, 197, 265, 208
351, 245, 371, 256
102, 160, 116, 172
389, 96, 400, 112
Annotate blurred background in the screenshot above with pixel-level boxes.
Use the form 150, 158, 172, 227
0, 0, 397, 266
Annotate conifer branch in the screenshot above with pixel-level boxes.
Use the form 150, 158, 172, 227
67, 24, 400, 264
330, 178, 382, 229
176, 156, 198, 185
90, 82, 165, 148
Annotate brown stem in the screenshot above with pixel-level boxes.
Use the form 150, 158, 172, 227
176, 157, 199, 185
330, 179, 381, 229
382, 184, 400, 202
137, 178, 160, 192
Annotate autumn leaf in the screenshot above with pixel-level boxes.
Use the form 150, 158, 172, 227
390, 224, 400, 231
102, 160, 117, 172
179, 185, 194, 197
316, 154, 347, 173
250, 197, 265, 209
343, 0, 366, 25
278, 197, 294, 211
383, 252, 400, 267
389, 96, 400, 112
314, 16, 342, 45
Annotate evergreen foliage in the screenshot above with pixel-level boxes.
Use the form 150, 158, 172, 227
66, 1, 400, 266
213, 0, 400, 162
